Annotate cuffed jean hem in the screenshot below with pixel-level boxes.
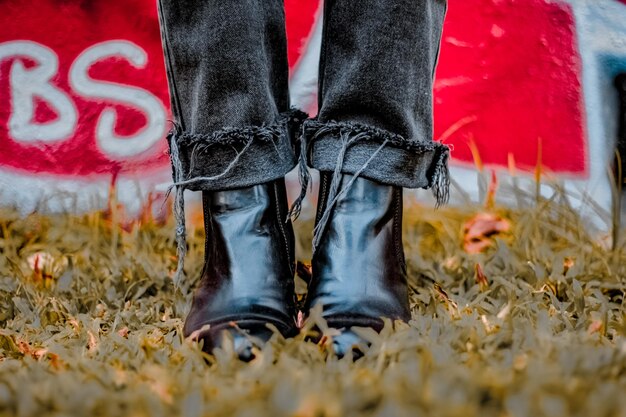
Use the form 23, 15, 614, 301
166, 108, 306, 287
301, 119, 450, 205
167, 108, 307, 192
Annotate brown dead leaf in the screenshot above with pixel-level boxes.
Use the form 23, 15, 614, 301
475, 263, 489, 291
32, 348, 48, 360
26, 252, 68, 287
87, 330, 98, 353
47, 352, 62, 370
563, 257, 575, 275
588, 320, 604, 335
433, 283, 459, 311
463, 212, 511, 254
15, 339, 61, 368
16, 339, 33, 357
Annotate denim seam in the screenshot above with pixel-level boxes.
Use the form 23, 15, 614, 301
157, 0, 186, 130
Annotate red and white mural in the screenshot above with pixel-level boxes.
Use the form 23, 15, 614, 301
0, 1, 169, 178
1, 0, 625, 222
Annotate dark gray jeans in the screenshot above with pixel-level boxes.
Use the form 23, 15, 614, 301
157, 0, 449, 203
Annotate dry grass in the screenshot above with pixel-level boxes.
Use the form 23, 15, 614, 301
0, 184, 625, 417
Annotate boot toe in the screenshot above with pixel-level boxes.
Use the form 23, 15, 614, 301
330, 328, 369, 360
307, 174, 410, 361
184, 181, 298, 362
200, 323, 276, 362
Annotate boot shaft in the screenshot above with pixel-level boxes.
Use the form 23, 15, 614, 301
308, 173, 411, 326
184, 179, 297, 339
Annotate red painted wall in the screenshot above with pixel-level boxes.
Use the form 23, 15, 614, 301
0, 0, 588, 186
435, 0, 586, 175
0, 0, 170, 177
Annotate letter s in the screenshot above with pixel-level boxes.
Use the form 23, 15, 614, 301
69, 41, 167, 158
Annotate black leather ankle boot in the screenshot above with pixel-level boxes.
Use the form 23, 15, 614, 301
183, 179, 298, 361
305, 173, 411, 358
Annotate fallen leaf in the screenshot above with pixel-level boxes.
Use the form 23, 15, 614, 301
563, 257, 575, 275
588, 320, 603, 335
433, 283, 459, 313
26, 252, 68, 286
463, 212, 511, 254
475, 263, 489, 291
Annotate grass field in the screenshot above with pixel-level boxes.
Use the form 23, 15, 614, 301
0, 182, 625, 417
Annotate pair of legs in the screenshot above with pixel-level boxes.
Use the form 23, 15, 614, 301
158, 0, 448, 359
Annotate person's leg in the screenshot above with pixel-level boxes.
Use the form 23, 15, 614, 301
158, 0, 304, 190
157, 0, 303, 360
302, 0, 448, 357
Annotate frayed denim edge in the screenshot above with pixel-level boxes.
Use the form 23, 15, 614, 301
288, 118, 451, 253
165, 108, 307, 286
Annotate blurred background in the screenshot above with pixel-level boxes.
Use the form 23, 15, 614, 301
0, 0, 625, 228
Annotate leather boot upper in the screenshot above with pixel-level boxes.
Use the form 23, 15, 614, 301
183, 179, 298, 344
306, 174, 411, 331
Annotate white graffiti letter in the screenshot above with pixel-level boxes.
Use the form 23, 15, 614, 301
0, 41, 77, 142
69, 41, 166, 158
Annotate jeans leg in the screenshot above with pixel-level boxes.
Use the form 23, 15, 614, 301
157, 0, 305, 192
301, 0, 449, 203
157, 0, 306, 282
